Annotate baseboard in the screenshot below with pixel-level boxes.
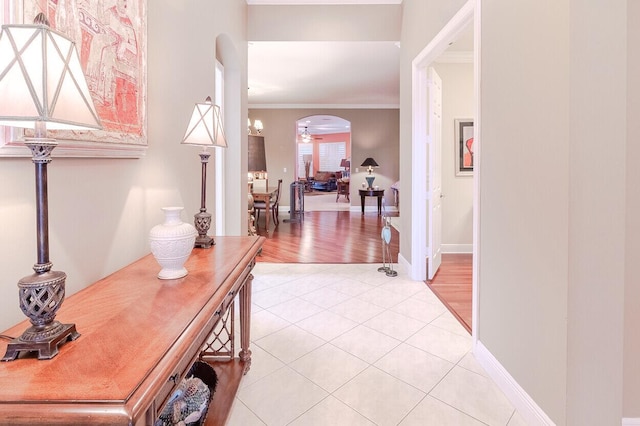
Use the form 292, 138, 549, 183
474, 340, 555, 426
442, 243, 472, 253
623, 419, 640, 425
398, 253, 411, 276
348, 206, 399, 214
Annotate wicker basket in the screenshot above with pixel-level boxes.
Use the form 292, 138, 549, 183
156, 361, 218, 426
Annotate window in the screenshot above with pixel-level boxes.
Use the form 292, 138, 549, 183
319, 142, 346, 171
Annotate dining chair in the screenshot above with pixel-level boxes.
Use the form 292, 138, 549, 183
255, 179, 282, 226
271, 179, 283, 225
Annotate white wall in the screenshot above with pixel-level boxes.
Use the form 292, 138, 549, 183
433, 62, 474, 252
0, 0, 248, 332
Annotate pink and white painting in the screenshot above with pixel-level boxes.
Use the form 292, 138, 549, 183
24, 0, 147, 147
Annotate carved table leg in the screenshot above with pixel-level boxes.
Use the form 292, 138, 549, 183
239, 273, 253, 374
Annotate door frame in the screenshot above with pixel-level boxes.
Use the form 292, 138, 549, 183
426, 67, 443, 281
410, 0, 477, 336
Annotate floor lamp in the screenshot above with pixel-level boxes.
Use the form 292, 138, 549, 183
0, 14, 101, 361
181, 97, 227, 248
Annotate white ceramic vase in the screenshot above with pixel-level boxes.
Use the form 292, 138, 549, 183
149, 207, 197, 280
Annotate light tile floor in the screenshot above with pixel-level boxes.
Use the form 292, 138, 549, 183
226, 263, 529, 426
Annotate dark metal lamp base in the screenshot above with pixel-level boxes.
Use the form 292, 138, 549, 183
195, 235, 215, 249
2, 322, 80, 361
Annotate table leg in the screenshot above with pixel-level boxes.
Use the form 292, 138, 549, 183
360, 195, 365, 214
377, 195, 382, 215
239, 273, 253, 374
265, 198, 270, 232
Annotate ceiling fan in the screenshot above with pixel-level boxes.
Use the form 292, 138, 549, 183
300, 126, 324, 143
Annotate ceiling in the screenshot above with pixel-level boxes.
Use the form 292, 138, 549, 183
248, 41, 402, 108
296, 114, 351, 135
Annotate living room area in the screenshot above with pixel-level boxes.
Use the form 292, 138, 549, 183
248, 109, 400, 215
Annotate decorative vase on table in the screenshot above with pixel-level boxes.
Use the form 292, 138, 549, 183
149, 207, 197, 279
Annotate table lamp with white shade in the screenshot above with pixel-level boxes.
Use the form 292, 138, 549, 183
0, 13, 101, 361
181, 96, 227, 248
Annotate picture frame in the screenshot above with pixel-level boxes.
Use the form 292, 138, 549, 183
455, 118, 474, 176
0, 0, 147, 158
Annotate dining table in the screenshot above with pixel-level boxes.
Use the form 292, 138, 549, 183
251, 186, 278, 233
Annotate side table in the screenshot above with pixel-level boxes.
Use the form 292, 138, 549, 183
359, 188, 384, 215
337, 180, 350, 202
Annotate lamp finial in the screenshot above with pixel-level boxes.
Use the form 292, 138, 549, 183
33, 12, 50, 26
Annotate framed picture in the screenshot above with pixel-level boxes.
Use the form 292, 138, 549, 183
455, 118, 474, 176
0, 0, 147, 158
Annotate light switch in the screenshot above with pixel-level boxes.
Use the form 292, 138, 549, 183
355, 167, 359, 173
283, 167, 287, 173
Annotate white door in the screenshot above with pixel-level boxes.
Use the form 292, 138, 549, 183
427, 67, 443, 280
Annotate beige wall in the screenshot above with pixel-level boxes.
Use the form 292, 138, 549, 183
479, 1, 570, 421
566, 2, 627, 423
248, 4, 401, 42
248, 108, 399, 209
479, 0, 634, 423
0, 0, 248, 331
624, 0, 640, 418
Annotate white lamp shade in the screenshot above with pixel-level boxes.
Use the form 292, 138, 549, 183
254, 119, 263, 131
181, 97, 227, 148
0, 21, 101, 130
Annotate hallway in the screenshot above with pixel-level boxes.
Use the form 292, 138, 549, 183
226, 263, 525, 425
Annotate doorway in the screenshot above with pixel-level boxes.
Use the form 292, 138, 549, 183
410, 1, 476, 332
296, 115, 352, 211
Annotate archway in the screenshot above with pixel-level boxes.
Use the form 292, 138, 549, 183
295, 115, 352, 211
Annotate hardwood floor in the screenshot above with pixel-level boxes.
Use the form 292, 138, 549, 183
254, 210, 399, 264
253, 210, 472, 333
426, 254, 472, 333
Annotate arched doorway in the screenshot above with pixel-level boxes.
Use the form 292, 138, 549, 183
296, 115, 352, 211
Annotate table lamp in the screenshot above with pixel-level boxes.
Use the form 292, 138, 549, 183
0, 14, 101, 361
253, 119, 263, 134
340, 158, 350, 178
181, 97, 227, 248
361, 157, 379, 188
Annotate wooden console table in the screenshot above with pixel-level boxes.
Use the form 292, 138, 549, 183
359, 188, 385, 215
0, 236, 264, 425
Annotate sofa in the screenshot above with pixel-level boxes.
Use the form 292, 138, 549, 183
310, 171, 340, 191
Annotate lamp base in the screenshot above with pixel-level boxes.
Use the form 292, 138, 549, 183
194, 235, 215, 249
194, 211, 215, 248
365, 176, 375, 189
2, 322, 80, 361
